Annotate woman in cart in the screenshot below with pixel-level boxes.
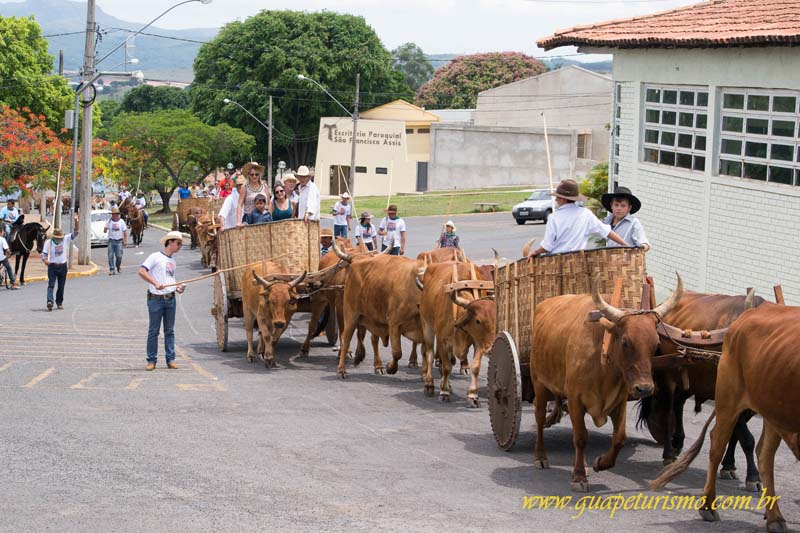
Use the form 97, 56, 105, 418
270, 182, 294, 221
236, 161, 270, 226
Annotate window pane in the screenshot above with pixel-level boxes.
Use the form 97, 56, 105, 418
696, 114, 708, 129
615, 143, 620, 156
771, 144, 794, 161
676, 153, 692, 169
613, 163, 619, 175
720, 138, 742, 155
679, 91, 695, 106
646, 89, 660, 103
644, 148, 658, 163
773, 96, 796, 113
745, 141, 768, 158
661, 111, 676, 125
722, 116, 743, 132
616, 125, 620, 136
661, 131, 676, 146
772, 120, 795, 137
375, 167, 388, 175
769, 166, 794, 184
405, 128, 413, 134
723, 94, 745, 109
695, 135, 707, 151
645, 109, 659, 123
678, 133, 693, 148
659, 151, 675, 165
616, 106, 621, 118
743, 163, 767, 181
679, 112, 694, 127
747, 94, 769, 111
645, 129, 659, 143
697, 92, 709, 107
720, 159, 742, 177
663, 90, 678, 104
693, 156, 706, 171
355, 166, 367, 173
746, 118, 769, 135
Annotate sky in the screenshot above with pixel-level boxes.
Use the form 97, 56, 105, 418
4, 0, 700, 57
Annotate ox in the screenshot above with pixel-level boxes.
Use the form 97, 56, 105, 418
417, 247, 465, 264
418, 261, 495, 406
186, 207, 207, 250
651, 300, 800, 533
530, 274, 683, 491
194, 213, 218, 269
241, 261, 306, 368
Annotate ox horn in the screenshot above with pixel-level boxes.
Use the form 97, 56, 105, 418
253, 270, 271, 288
450, 289, 472, 309
289, 271, 307, 289
415, 277, 424, 291
592, 274, 625, 324
522, 237, 536, 258
744, 288, 756, 310
492, 248, 499, 270
380, 236, 395, 254
653, 272, 684, 319
332, 238, 352, 263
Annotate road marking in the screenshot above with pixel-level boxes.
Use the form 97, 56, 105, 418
23, 367, 55, 388
71, 372, 99, 389
175, 383, 226, 392
190, 363, 218, 381
0, 362, 12, 373
126, 377, 144, 390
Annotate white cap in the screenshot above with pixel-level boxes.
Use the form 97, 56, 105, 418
341, 192, 350, 199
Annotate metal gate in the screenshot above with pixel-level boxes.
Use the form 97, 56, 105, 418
416, 162, 428, 192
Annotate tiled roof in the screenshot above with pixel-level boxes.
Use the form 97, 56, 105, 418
538, 0, 800, 50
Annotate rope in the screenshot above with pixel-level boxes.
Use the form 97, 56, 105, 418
161, 252, 291, 288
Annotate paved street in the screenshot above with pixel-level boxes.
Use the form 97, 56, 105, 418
1, 213, 797, 532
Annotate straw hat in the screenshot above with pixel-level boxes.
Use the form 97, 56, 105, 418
242, 161, 265, 176
551, 179, 587, 202
320, 228, 334, 238
282, 173, 297, 184
445, 220, 456, 231
110, 207, 120, 214
51, 228, 64, 239
296, 165, 311, 178
160, 230, 184, 246
235, 175, 247, 186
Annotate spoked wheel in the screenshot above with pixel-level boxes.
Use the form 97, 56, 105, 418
212, 273, 229, 352
324, 305, 338, 346
487, 331, 523, 451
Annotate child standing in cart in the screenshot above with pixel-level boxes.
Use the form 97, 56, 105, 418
601, 186, 650, 252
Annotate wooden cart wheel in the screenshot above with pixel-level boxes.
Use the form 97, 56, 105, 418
324, 304, 338, 346
212, 273, 229, 352
172, 212, 179, 231
487, 331, 523, 451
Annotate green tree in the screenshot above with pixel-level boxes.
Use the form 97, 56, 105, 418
107, 110, 254, 212
0, 16, 72, 128
190, 10, 411, 168
580, 161, 609, 216
119, 85, 190, 114
415, 52, 547, 109
391, 43, 434, 91
97, 99, 120, 136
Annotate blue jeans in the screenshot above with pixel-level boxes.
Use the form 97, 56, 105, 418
47, 263, 67, 305
146, 296, 176, 364
381, 244, 400, 256
1, 258, 15, 285
334, 224, 348, 238
108, 239, 123, 272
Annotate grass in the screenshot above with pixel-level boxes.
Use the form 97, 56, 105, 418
149, 212, 176, 228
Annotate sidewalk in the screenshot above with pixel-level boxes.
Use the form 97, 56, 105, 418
17, 248, 98, 283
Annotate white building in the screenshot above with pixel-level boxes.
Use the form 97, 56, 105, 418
539, 0, 800, 304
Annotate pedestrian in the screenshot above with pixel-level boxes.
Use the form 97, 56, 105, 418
134, 190, 149, 228
242, 194, 272, 225
601, 186, 650, 252
437, 220, 460, 249
236, 162, 269, 226
217, 175, 246, 231
0, 198, 20, 238
0, 226, 20, 289
104, 206, 128, 275
178, 182, 191, 200
320, 228, 334, 256
270, 182, 294, 221
138, 230, 186, 371
332, 192, 352, 238
296, 166, 320, 223
354, 211, 378, 251
41, 215, 79, 311
527, 179, 628, 257
378, 204, 406, 255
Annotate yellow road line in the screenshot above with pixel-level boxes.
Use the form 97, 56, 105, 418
0, 354, 142, 361
190, 363, 218, 382
0, 362, 12, 373
126, 377, 144, 390
70, 372, 99, 389
175, 383, 226, 392
23, 367, 55, 388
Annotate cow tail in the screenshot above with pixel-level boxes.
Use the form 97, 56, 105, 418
635, 397, 652, 431
649, 409, 716, 490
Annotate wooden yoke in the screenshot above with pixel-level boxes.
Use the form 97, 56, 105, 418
774, 284, 785, 305
451, 263, 460, 322
601, 278, 624, 364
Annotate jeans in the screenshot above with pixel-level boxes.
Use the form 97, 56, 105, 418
381, 244, 400, 256
334, 224, 348, 238
1, 258, 15, 285
108, 239, 123, 272
147, 296, 176, 364
47, 263, 67, 305
143, 211, 149, 226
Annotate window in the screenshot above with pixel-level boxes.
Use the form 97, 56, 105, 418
355, 166, 367, 173
611, 82, 622, 176
577, 132, 592, 159
718, 89, 800, 186
642, 85, 709, 172
375, 167, 388, 175
405, 128, 414, 134
417, 128, 430, 134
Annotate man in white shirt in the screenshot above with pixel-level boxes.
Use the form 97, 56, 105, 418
138, 230, 186, 371
332, 192, 352, 238
0, 226, 19, 289
528, 179, 627, 257
104, 206, 128, 275
296, 166, 320, 223
0, 198, 20, 239
378, 204, 406, 256
41, 216, 79, 311
118, 186, 131, 204
217, 175, 245, 231
134, 190, 148, 227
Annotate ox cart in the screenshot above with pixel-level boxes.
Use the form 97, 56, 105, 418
487, 247, 648, 450
172, 197, 224, 233
211, 219, 338, 351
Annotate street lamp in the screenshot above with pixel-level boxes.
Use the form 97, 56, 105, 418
223, 97, 273, 186
297, 73, 360, 195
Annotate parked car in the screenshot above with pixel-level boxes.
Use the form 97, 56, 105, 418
512, 189, 553, 225
90, 209, 111, 246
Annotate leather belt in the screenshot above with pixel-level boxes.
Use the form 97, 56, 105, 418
147, 292, 175, 300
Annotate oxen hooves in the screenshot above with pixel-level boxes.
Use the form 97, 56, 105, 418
337, 370, 348, 379
386, 361, 398, 375
570, 481, 590, 492
533, 459, 549, 470
743, 481, 763, 493
698, 509, 720, 523
719, 469, 737, 480
466, 397, 480, 408
424, 385, 434, 397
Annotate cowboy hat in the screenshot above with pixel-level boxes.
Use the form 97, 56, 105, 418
110, 207, 120, 214
51, 228, 64, 239
385, 204, 398, 213
242, 162, 265, 176
320, 228, 334, 238
445, 220, 456, 231
601, 186, 642, 214
160, 230, 184, 246
359, 211, 372, 220
551, 179, 587, 202
295, 166, 311, 177
281, 173, 297, 183
340, 192, 350, 199
235, 175, 247, 186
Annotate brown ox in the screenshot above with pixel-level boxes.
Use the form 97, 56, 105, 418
417, 247, 465, 264
241, 261, 306, 368
418, 261, 496, 406
334, 242, 425, 379
186, 207, 207, 250
651, 301, 800, 533
126, 204, 144, 247
194, 213, 218, 269
530, 274, 682, 491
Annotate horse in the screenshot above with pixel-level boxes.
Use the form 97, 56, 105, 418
118, 197, 133, 224
126, 205, 144, 247
9, 218, 49, 285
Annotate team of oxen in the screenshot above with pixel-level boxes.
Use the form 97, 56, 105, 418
202, 232, 797, 532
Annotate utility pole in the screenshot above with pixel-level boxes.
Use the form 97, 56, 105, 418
348, 73, 360, 193
268, 95, 273, 189
76, 0, 96, 265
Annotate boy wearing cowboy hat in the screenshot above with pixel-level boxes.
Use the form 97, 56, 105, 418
528, 179, 627, 257
41, 215, 79, 310
437, 220, 460, 249
320, 228, 334, 256
602, 186, 650, 252
104, 206, 128, 275
138, 231, 186, 371
354, 211, 378, 251
332, 192, 352, 238
296, 166, 320, 223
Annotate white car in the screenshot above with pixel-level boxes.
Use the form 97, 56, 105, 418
512, 189, 554, 225
90, 210, 111, 246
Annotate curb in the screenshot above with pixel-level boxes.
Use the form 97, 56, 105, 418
23, 262, 99, 284
149, 223, 190, 239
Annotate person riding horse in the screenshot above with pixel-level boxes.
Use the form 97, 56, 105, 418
9, 217, 49, 285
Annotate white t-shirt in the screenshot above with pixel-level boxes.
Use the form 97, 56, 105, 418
297, 181, 320, 222
332, 201, 351, 226
218, 188, 240, 229
354, 223, 376, 244
105, 218, 128, 240
134, 197, 146, 209
119, 191, 131, 202
141, 251, 177, 295
0, 236, 9, 255
42, 234, 73, 265
378, 217, 405, 248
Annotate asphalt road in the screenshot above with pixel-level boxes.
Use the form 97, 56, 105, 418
1, 213, 797, 532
